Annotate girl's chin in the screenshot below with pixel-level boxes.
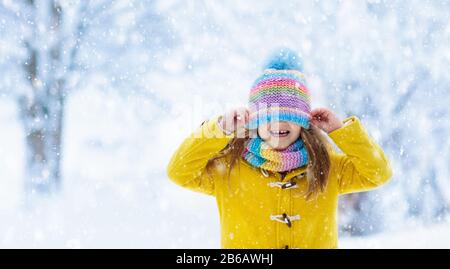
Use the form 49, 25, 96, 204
268, 141, 291, 150
264, 136, 295, 149
269, 137, 291, 143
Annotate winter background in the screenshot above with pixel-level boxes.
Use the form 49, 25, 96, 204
0, 0, 449, 248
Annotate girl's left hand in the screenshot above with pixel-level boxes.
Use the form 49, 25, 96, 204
309, 108, 343, 133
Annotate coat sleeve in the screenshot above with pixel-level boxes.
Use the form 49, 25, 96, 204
166, 115, 234, 196
328, 116, 393, 195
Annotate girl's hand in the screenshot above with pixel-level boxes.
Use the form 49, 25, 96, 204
309, 108, 343, 133
219, 107, 249, 135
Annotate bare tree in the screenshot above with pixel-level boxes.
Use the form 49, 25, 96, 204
0, 0, 172, 200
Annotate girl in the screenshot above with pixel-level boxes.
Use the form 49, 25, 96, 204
167, 48, 393, 249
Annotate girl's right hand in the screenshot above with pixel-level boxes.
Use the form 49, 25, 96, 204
218, 107, 249, 135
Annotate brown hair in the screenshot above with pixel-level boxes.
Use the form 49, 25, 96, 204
206, 124, 331, 199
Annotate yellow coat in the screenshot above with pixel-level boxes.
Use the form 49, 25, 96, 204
167, 115, 393, 249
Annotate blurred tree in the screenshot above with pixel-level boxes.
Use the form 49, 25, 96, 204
0, 0, 172, 200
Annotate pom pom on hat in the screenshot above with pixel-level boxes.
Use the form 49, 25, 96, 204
263, 47, 304, 72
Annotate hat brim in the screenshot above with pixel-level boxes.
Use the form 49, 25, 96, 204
245, 111, 310, 130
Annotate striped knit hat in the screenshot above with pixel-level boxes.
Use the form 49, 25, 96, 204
245, 48, 311, 130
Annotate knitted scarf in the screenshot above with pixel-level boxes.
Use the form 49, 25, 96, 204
242, 136, 309, 172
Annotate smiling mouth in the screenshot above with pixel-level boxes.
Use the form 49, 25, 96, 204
269, 130, 290, 137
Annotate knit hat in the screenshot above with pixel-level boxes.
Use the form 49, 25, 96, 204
245, 48, 311, 130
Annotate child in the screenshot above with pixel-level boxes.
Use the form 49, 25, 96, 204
167, 48, 393, 249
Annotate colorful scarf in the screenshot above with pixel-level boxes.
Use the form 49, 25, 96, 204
242, 136, 309, 172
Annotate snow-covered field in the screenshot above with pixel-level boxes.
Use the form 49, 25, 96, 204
341, 220, 450, 249
0, 93, 219, 248
1, 92, 449, 249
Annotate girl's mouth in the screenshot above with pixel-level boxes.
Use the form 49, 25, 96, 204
269, 130, 290, 137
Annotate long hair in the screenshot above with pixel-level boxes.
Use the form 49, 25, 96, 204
206, 124, 331, 199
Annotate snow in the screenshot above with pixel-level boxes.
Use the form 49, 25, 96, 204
0, 98, 24, 211
0, 0, 449, 248
0, 92, 220, 248
341, 220, 450, 249
1, 88, 449, 248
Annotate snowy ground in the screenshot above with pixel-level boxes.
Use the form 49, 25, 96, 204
341, 220, 450, 249
1, 91, 449, 249
0, 91, 220, 248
